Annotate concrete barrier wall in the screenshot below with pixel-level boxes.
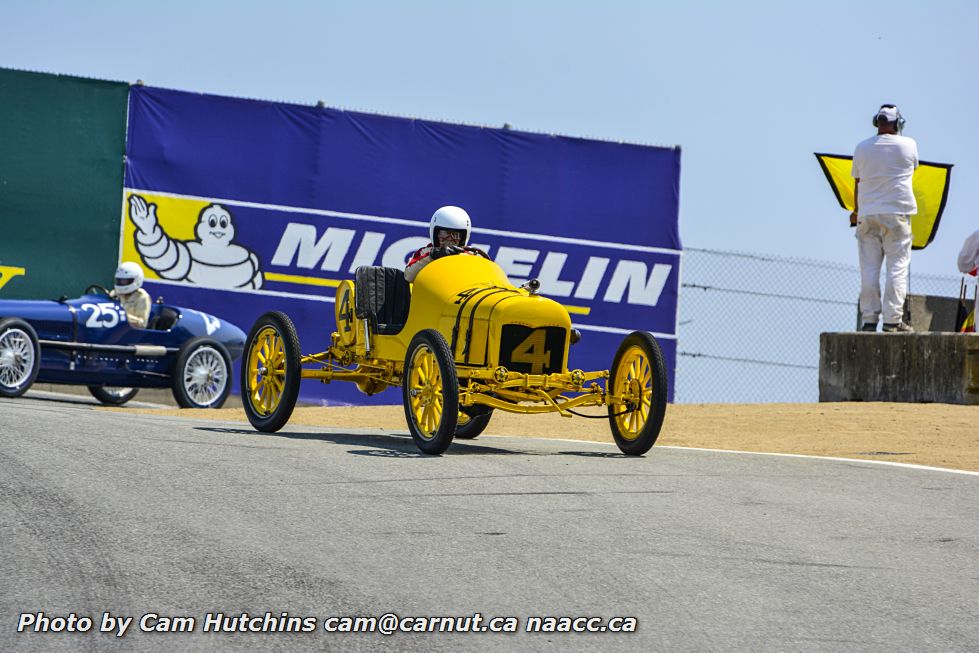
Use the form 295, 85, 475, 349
820, 333, 979, 404
854, 294, 974, 333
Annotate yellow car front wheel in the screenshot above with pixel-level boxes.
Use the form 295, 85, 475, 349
241, 311, 301, 433
402, 329, 458, 455
608, 331, 668, 456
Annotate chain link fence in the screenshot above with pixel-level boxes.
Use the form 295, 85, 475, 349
675, 247, 974, 403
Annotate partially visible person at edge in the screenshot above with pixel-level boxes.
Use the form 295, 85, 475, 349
405, 206, 477, 282
957, 229, 979, 332
957, 229, 979, 277
851, 104, 919, 333
110, 261, 151, 328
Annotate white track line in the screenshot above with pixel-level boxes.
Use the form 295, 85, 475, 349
481, 435, 979, 476
658, 446, 979, 476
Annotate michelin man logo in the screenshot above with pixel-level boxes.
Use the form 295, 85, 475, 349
128, 194, 264, 289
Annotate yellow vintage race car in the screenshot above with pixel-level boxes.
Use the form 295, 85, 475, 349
240, 248, 668, 455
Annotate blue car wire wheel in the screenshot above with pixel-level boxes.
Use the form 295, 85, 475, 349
172, 338, 232, 409
88, 386, 140, 406
0, 318, 40, 398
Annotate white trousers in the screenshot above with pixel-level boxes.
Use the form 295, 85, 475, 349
856, 213, 912, 325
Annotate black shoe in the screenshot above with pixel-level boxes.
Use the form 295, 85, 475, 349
882, 321, 913, 333
860, 323, 877, 332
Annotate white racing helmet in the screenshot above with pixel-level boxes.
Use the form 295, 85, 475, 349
114, 261, 145, 295
430, 206, 471, 247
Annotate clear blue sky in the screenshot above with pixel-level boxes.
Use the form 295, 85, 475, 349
3, 0, 977, 277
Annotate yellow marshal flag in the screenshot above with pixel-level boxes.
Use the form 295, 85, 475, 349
814, 153, 953, 250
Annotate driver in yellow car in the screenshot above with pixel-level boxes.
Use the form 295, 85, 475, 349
110, 262, 152, 328
405, 206, 479, 282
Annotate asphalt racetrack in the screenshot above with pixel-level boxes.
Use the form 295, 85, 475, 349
2, 394, 977, 651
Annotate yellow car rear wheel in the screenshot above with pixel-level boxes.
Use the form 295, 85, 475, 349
455, 406, 493, 439
402, 329, 458, 455
608, 331, 668, 456
241, 311, 301, 433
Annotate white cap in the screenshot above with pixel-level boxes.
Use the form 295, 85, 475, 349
876, 106, 899, 123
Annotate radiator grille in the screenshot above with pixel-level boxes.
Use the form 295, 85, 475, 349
498, 325, 566, 374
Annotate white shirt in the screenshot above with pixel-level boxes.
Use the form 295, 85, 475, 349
110, 288, 152, 328
958, 230, 979, 275
852, 134, 919, 216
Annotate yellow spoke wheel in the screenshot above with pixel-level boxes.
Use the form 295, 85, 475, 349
241, 311, 301, 433
402, 329, 458, 455
455, 406, 493, 439
249, 327, 285, 416
608, 331, 668, 456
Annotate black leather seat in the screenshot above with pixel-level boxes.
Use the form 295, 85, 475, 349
147, 306, 179, 331
354, 266, 411, 335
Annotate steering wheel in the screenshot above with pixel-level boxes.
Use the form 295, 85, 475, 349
463, 245, 491, 259
84, 284, 111, 296
432, 245, 492, 260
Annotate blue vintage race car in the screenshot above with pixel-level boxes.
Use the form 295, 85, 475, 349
0, 284, 245, 407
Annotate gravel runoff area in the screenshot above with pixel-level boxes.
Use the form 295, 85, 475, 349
102, 402, 979, 472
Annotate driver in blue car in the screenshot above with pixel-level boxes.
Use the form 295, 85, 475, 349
110, 261, 152, 328
405, 206, 479, 282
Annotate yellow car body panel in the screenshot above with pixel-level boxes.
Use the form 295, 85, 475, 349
371, 255, 571, 373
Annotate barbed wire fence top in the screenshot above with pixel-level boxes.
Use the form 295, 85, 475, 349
676, 247, 972, 403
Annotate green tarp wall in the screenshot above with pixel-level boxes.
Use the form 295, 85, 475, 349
0, 68, 129, 298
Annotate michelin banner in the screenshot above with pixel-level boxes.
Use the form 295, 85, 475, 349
123, 86, 681, 405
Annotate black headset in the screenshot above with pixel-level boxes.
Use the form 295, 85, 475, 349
872, 104, 906, 133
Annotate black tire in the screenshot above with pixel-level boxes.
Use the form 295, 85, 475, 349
241, 311, 301, 432
402, 329, 458, 455
455, 406, 493, 439
608, 331, 668, 456
0, 318, 40, 398
88, 386, 139, 406
171, 337, 233, 408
